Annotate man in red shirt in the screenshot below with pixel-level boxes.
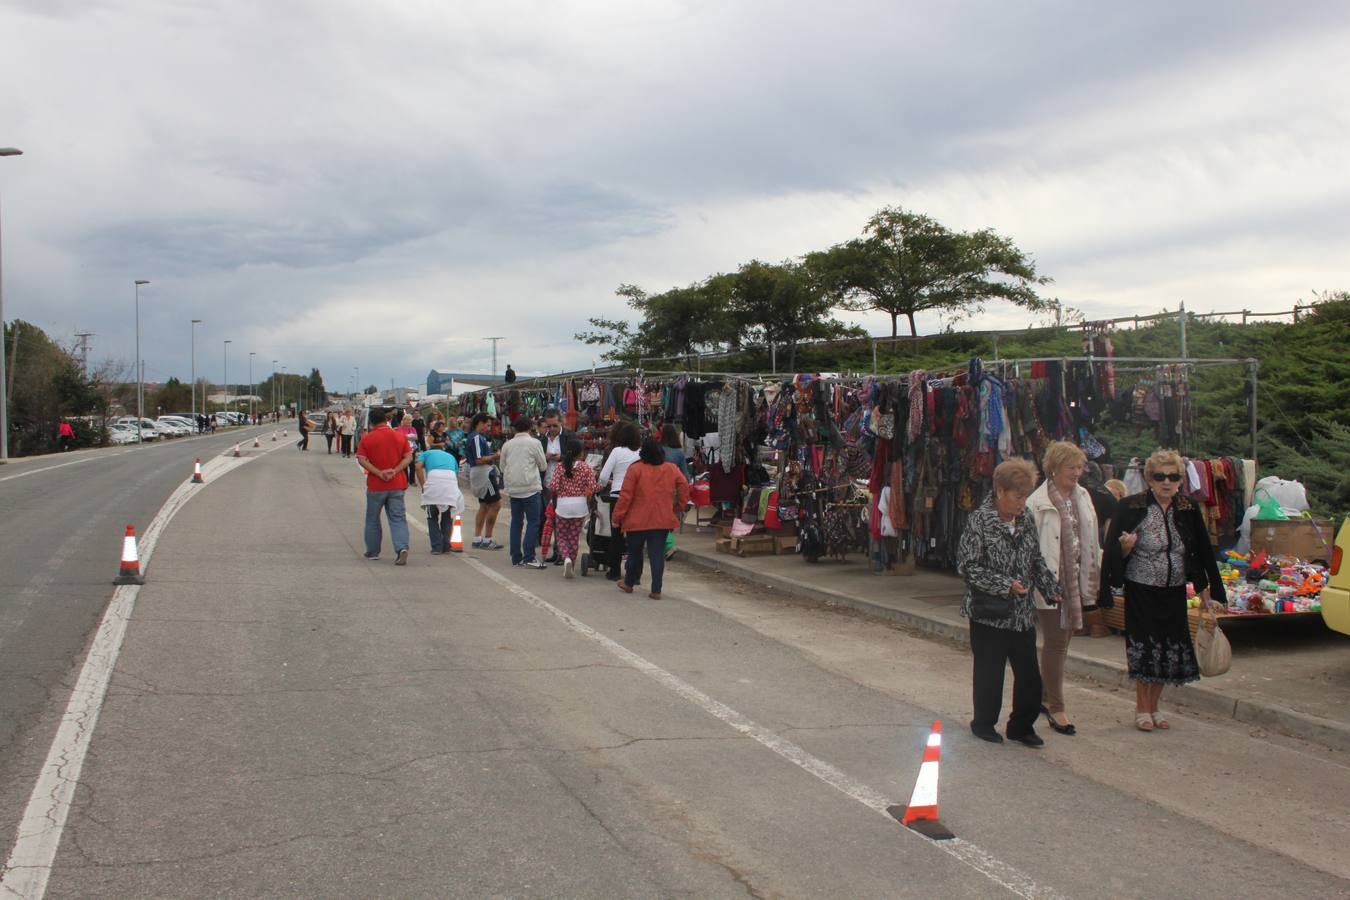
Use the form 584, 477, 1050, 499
356, 406, 414, 565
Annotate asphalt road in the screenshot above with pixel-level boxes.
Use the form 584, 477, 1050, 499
2, 440, 1348, 898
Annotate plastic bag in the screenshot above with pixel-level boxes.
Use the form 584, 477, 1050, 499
1194, 608, 1232, 677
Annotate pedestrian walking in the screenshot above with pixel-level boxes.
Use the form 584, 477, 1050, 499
548, 436, 596, 578
1026, 441, 1101, 737
323, 411, 339, 454
597, 420, 642, 582
957, 458, 1061, 746
338, 408, 356, 457
611, 438, 690, 600
1100, 448, 1226, 732
500, 415, 548, 568
465, 413, 504, 550
58, 419, 76, 451
297, 409, 316, 450
416, 433, 463, 554
504, 364, 516, 384
537, 408, 574, 563
660, 423, 691, 477
356, 406, 413, 565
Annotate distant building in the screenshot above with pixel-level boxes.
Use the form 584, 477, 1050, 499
426, 370, 506, 398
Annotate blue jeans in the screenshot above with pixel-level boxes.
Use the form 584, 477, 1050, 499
364, 489, 409, 557
508, 493, 543, 564
624, 529, 669, 593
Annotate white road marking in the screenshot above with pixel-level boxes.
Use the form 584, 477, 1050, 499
0, 446, 277, 900
461, 555, 1063, 900
0, 457, 98, 483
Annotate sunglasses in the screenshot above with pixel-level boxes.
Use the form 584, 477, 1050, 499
1151, 472, 1182, 483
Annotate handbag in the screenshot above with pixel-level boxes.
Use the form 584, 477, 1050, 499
1193, 606, 1232, 676
968, 585, 1012, 620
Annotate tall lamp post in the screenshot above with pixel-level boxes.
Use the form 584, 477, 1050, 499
134, 280, 150, 441
223, 339, 231, 417
271, 359, 277, 418
248, 351, 255, 423
0, 146, 23, 463
281, 365, 287, 416
190, 318, 202, 425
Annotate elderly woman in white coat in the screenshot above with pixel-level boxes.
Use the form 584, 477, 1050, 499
1026, 441, 1101, 736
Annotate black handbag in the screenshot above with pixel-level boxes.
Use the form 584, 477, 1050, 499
968, 585, 1012, 620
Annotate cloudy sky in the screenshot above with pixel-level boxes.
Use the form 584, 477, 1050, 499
2, 0, 1347, 394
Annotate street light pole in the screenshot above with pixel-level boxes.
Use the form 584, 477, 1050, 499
191, 319, 202, 425
0, 146, 23, 463
271, 359, 277, 418
223, 339, 231, 417
248, 351, 255, 423
281, 365, 287, 416
135, 280, 150, 441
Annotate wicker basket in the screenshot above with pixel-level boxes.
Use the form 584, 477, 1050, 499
1099, 595, 1205, 640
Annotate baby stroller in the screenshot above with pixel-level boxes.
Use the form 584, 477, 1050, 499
579, 499, 614, 577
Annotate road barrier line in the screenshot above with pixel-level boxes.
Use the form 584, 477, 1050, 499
461, 555, 1063, 900
0, 448, 271, 899
0, 457, 97, 483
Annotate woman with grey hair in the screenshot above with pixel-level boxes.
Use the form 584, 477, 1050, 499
957, 458, 1061, 746
1101, 448, 1225, 731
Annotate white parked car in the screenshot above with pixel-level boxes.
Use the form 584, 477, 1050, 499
107, 423, 139, 445
114, 416, 161, 441
155, 416, 191, 436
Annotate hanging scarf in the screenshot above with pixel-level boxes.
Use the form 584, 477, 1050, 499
907, 370, 928, 442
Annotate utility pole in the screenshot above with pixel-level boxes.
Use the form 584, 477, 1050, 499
74, 332, 94, 378
483, 336, 504, 377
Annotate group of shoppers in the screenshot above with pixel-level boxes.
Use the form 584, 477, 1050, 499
957, 443, 1225, 746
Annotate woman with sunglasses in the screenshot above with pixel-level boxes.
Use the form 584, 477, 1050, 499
1100, 449, 1226, 731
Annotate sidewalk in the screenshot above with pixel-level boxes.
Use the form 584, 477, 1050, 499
672, 525, 1350, 752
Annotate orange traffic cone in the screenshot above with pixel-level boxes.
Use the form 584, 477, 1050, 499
450, 514, 464, 552
232, 443, 240, 457
191, 458, 205, 483
887, 721, 953, 840
114, 524, 145, 585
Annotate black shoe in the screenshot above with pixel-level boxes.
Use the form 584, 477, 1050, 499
970, 726, 1004, 744
1042, 705, 1076, 735
1007, 730, 1045, 748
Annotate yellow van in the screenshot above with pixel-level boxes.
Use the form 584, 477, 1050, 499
1322, 519, 1350, 635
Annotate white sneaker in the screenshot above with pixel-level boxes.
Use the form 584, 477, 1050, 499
563, 558, 574, 579
524, 559, 546, 569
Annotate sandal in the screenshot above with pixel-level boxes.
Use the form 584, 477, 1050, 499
1134, 712, 1155, 732
1151, 712, 1170, 730
616, 582, 633, 594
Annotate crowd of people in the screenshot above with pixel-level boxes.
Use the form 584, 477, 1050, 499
957, 443, 1226, 746
354, 405, 690, 596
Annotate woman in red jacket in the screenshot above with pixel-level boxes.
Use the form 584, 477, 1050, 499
612, 438, 690, 599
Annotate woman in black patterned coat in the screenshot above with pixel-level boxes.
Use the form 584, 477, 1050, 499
957, 458, 1062, 746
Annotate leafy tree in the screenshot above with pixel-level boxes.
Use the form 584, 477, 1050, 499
807, 206, 1052, 338
153, 376, 192, 413
730, 260, 864, 371
3, 321, 99, 455
574, 314, 637, 367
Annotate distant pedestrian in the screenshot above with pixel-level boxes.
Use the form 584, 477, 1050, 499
548, 436, 595, 578
537, 408, 574, 562
465, 413, 504, 550
297, 410, 316, 451
416, 433, 462, 554
611, 438, 690, 600
500, 415, 547, 568
356, 407, 412, 565
58, 419, 76, 452
411, 408, 427, 453
446, 416, 467, 461
503, 364, 516, 384
338, 408, 356, 457
323, 411, 339, 454
659, 423, 690, 477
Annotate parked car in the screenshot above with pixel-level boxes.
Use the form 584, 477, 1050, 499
113, 416, 161, 441
107, 423, 139, 445
1320, 519, 1349, 636
155, 416, 191, 436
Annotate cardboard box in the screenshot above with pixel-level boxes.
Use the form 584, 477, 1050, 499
1250, 518, 1334, 561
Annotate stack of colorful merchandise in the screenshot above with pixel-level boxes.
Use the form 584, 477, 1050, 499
1215, 549, 1326, 615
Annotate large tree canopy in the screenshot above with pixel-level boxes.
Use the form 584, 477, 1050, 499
807, 206, 1053, 338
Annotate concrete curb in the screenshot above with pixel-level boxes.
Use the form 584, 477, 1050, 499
676, 548, 1350, 752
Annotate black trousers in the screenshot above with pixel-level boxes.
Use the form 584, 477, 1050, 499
605, 497, 625, 579
969, 619, 1043, 736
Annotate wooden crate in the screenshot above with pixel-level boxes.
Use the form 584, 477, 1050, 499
773, 535, 798, 555
732, 535, 777, 557
715, 538, 733, 554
